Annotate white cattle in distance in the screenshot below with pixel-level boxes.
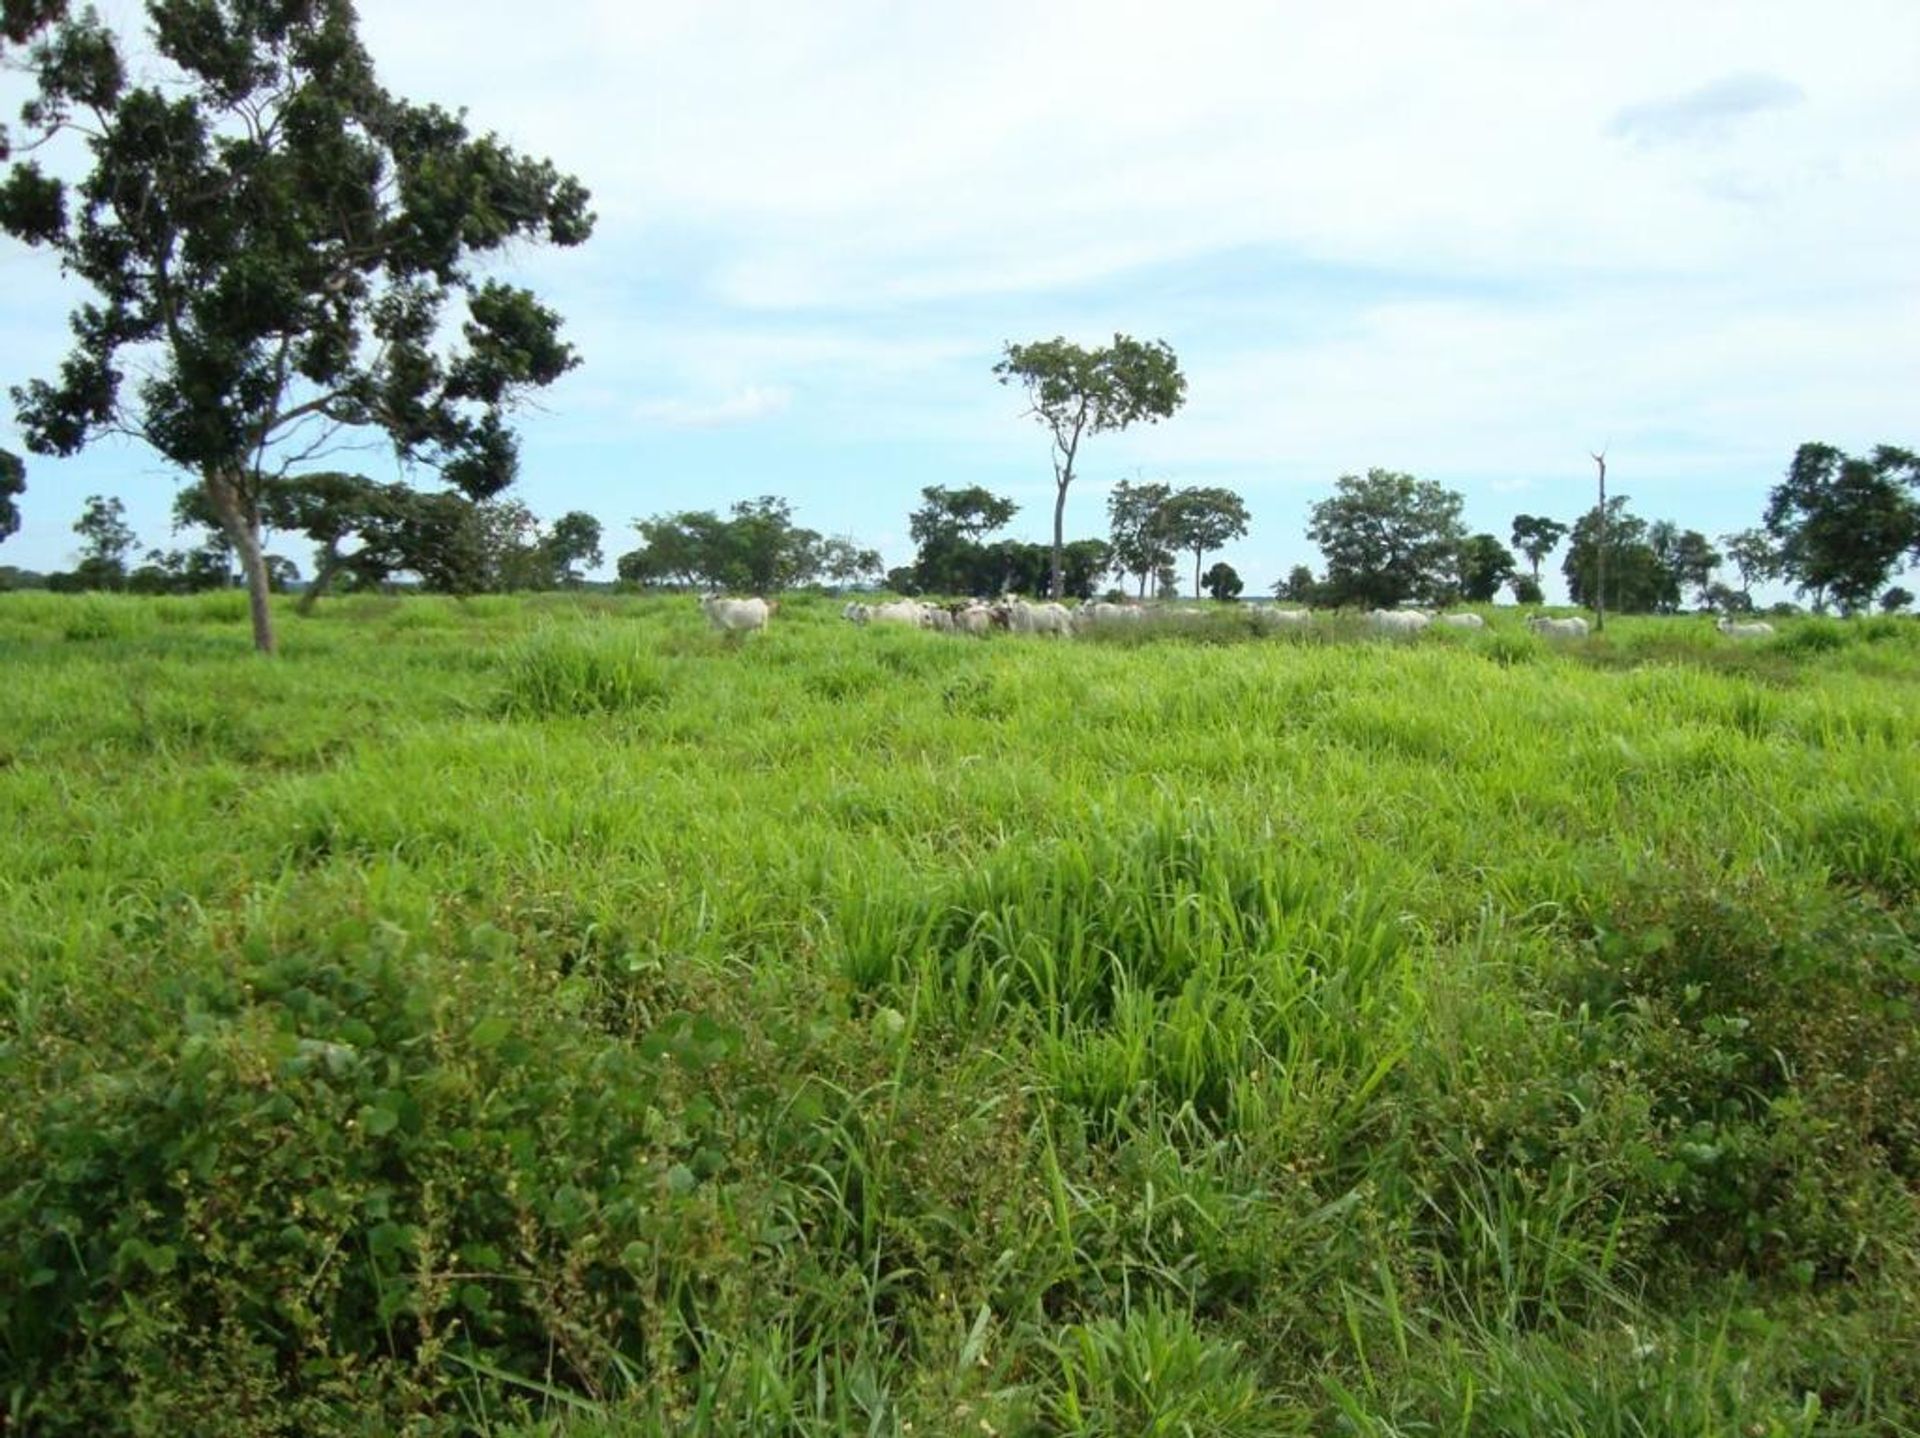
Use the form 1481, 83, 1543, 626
1252, 607, 1312, 629
1368, 609, 1431, 634
1072, 601, 1147, 632
1527, 614, 1590, 639
996, 598, 1074, 636
700, 595, 772, 632
867, 600, 929, 628
951, 603, 994, 636
1436, 613, 1486, 630
1716, 617, 1776, 639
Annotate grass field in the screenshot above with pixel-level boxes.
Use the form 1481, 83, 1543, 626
3, 591, 1917, 1436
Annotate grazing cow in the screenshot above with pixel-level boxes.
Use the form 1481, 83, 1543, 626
1252, 607, 1312, 629
994, 598, 1074, 636
1716, 617, 1776, 639
700, 594, 771, 632
841, 601, 871, 625
1368, 609, 1430, 634
867, 600, 927, 628
1072, 601, 1147, 632
1437, 613, 1486, 630
1527, 614, 1589, 639
951, 603, 993, 636
923, 606, 955, 633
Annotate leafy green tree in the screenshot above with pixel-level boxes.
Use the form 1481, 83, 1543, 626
1202, 561, 1243, 601
908, 485, 1018, 549
1882, 586, 1914, 614
1107, 478, 1175, 598
1307, 469, 1466, 609
617, 499, 843, 594
1509, 514, 1567, 582
818, 536, 882, 590
541, 511, 603, 588
994, 334, 1186, 599
1159, 486, 1251, 598
71, 493, 134, 587
1647, 523, 1720, 610
1718, 527, 1777, 607
1763, 443, 1920, 614
1275, 564, 1321, 606
620, 511, 727, 589
0, 447, 23, 543
1455, 533, 1517, 603
1510, 574, 1544, 605
1563, 498, 1669, 613
0, 2, 594, 652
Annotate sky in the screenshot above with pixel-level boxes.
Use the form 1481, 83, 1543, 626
3, 0, 1918, 600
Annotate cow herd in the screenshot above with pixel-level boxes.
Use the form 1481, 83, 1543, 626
697, 593, 1785, 642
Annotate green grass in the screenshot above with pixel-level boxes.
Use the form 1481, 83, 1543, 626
2, 593, 1917, 1436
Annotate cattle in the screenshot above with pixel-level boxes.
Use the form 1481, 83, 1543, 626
1436, 613, 1486, 630
1368, 609, 1431, 634
1072, 601, 1147, 632
867, 599, 928, 628
994, 598, 1074, 636
951, 603, 994, 636
700, 594, 771, 632
1527, 614, 1589, 639
1716, 617, 1776, 639
923, 606, 956, 633
1252, 607, 1312, 629
841, 601, 871, 625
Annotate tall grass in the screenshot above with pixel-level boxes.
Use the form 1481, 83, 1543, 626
1, 593, 1915, 1435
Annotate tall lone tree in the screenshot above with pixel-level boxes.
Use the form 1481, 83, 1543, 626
1509, 514, 1567, 583
1763, 442, 1919, 614
0, 1, 594, 652
995, 334, 1186, 599
1159, 485, 1251, 598
1306, 468, 1466, 610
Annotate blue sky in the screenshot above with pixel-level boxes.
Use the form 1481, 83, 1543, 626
4, 0, 1918, 600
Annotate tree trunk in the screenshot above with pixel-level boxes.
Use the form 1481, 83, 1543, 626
1050, 477, 1068, 600
1193, 550, 1203, 599
207, 467, 277, 654
296, 545, 343, 617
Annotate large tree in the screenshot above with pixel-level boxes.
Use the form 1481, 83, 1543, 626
1719, 527, 1777, 608
1763, 443, 1920, 614
908, 484, 1017, 594
1106, 478, 1175, 598
1306, 469, 1467, 609
71, 492, 134, 587
1563, 497, 1669, 614
1509, 514, 1567, 582
1159, 485, 1250, 598
995, 334, 1185, 599
0, 447, 22, 543
0, 1, 593, 652
1455, 532, 1517, 603
1647, 522, 1721, 612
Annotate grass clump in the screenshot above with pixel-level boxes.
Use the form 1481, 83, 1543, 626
496, 629, 671, 717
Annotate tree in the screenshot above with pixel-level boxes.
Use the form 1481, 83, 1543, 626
1455, 533, 1517, 603
1763, 443, 1920, 614
1510, 574, 1544, 605
1719, 528, 1777, 607
1509, 514, 1567, 582
818, 536, 882, 590
1159, 486, 1250, 598
995, 334, 1186, 599
0, 447, 23, 543
1202, 561, 1242, 602
541, 512, 603, 588
1276, 564, 1321, 606
1563, 497, 1669, 614
616, 499, 848, 594
72, 493, 134, 587
0, 3, 594, 653
1106, 478, 1175, 598
1882, 586, 1914, 614
1306, 469, 1467, 609
1649, 524, 1720, 610
908, 485, 1018, 549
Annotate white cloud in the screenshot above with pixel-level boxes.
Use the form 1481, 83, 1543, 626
1609, 72, 1807, 148
631, 385, 792, 428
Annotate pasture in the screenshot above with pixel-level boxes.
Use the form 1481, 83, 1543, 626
2, 591, 1917, 1436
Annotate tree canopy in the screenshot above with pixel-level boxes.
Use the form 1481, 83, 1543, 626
1763, 443, 1919, 614
618, 498, 879, 595
1562, 497, 1672, 614
0, 447, 22, 544
0, 0, 594, 651
1307, 469, 1466, 609
995, 334, 1185, 599
1158, 486, 1251, 599
1106, 479, 1175, 598
1455, 533, 1517, 603
1509, 514, 1567, 581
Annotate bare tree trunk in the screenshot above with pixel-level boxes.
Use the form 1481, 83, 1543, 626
297, 546, 343, 617
1591, 449, 1608, 634
207, 467, 277, 654
1193, 550, 1203, 599
1050, 478, 1068, 600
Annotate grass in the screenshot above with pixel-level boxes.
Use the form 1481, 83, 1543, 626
1, 592, 1916, 1436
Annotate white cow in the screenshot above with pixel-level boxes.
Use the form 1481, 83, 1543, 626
952, 603, 993, 636
1252, 607, 1312, 629
923, 606, 956, 633
995, 599, 1074, 636
1369, 609, 1431, 634
1527, 614, 1590, 639
1437, 613, 1486, 630
1716, 617, 1775, 639
841, 601, 871, 625
700, 595, 771, 632
1072, 601, 1147, 632
867, 600, 928, 628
